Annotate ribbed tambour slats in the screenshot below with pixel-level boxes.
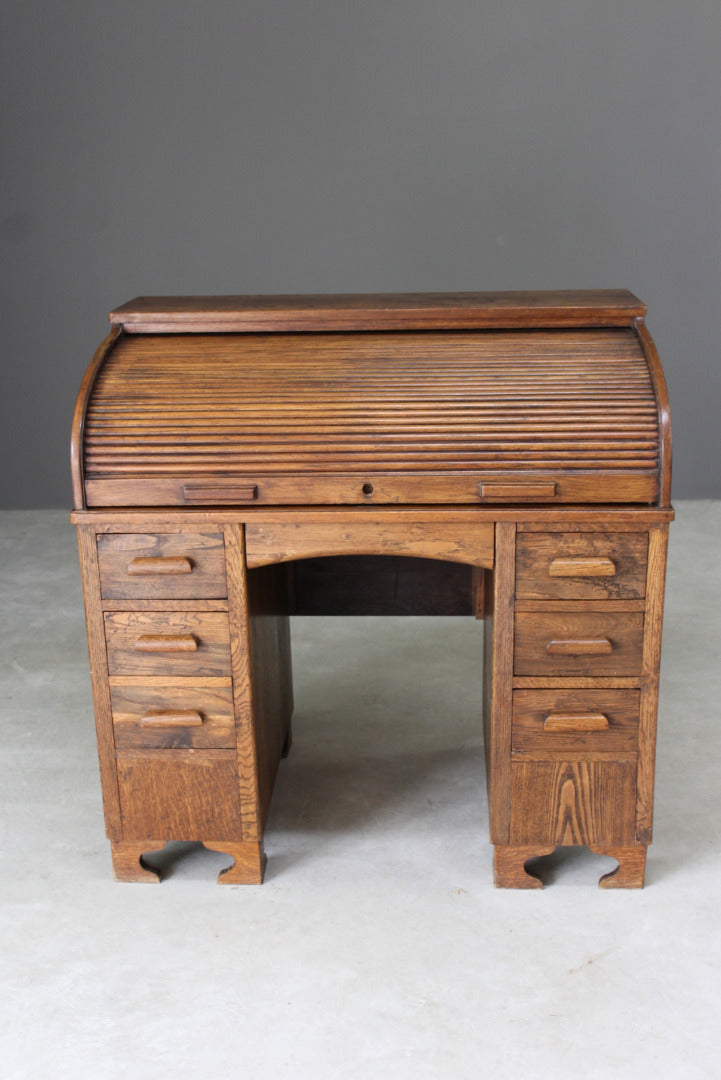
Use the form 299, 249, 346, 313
83, 330, 659, 489
77, 324, 660, 505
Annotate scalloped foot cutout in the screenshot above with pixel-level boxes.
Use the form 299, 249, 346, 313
494, 845, 555, 888
111, 839, 167, 882
591, 846, 647, 888
203, 841, 266, 884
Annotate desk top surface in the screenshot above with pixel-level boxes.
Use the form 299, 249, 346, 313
110, 290, 646, 334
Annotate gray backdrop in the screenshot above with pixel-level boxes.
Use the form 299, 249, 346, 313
2, 0, 719, 506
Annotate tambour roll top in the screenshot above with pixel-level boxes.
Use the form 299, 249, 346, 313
71, 291, 671, 509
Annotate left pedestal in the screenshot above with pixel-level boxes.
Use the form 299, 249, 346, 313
75, 518, 292, 884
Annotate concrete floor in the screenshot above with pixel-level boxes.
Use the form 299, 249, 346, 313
1, 504, 720, 1079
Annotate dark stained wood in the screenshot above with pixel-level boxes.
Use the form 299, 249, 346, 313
516, 532, 648, 600
98, 530, 226, 599
290, 556, 475, 616
246, 563, 294, 825
110, 290, 646, 332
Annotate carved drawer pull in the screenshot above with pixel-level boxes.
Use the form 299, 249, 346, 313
183, 484, 258, 503
127, 556, 193, 576
546, 638, 613, 656
548, 557, 616, 578
133, 633, 198, 653
544, 712, 610, 732
139, 709, 204, 728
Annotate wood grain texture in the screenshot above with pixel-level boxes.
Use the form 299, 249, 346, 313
512, 689, 640, 754
70, 326, 122, 509
516, 532, 648, 599
514, 611, 644, 677
509, 760, 637, 846
636, 523, 670, 842
116, 750, 243, 840
245, 520, 495, 569
72, 506, 674, 528
592, 845, 647, 888
84, 472, 660, 510
98, 530, 226, 599
247, 563, 294, 826
110, 839, 165, 882
104, 611, 231, 677
110, 291, 646, 332
111, 683, 235, 749
493, 845, 555, 888
484, 522, 516, 843
80, 326, 661, 507
109, 838, 265, 883
224, 524, 262, 840
76, 525, 122, 837
635, 317, 672, 508
204, 841, 267, 884
71, 292, 672, 888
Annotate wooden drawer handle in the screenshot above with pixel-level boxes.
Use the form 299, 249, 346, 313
139, 708, 204, 727
183, 484, 258, 503
133, 633, 198, 653
546, 638, 613, 656
127, 556, 193, 576
544, 712, 610, 733
479, 482, 556, 499
548, 557, 616, 578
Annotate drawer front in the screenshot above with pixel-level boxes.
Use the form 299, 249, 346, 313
509, 759, 637, 846
98, 531, 226, 599
111, 683, 235, 749
512, 689, 640, 754
515, 532, 648, 600
116, 751, 243, 840
105, 611, 231, 677
514, 611, 644, 677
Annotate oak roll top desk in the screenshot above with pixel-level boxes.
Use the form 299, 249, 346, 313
71, 291, 672, 888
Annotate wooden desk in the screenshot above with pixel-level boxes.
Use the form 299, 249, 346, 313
71, 292, 672, 888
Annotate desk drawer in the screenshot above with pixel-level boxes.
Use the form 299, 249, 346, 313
512, 689, 640, 754
116, 750, 243, 840
105, 611, 231, 677
111, 683, 235, 749
509, 759, 637, 846
516, 532, 648, 600
98, 531, 226, 599
514, 611, 644, 677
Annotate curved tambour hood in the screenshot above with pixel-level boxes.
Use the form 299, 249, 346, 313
72, 292, 671, 509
